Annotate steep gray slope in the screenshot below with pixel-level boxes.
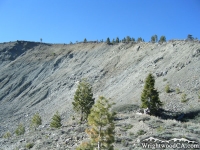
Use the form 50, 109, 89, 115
0, 40, 200, 136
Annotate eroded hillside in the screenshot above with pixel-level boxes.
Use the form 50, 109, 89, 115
0, 40, 200, 147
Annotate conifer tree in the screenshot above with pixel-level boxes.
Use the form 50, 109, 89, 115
15, 123, 25, 136
131, 37, 135, 42
154, 34, 158, 42
106, 37, 111, 45
85, 96, 116, 150
151, 35, 156, 43
72, 79, 95, 122
141, 73, 163, 115
137, 37, 143, 42
50, 111, 62, 128
31, 113, 42, 129
159, 36, 166, 43
126, 36, 131, 43
115, 37, 119, 43
83, 38, 87, 43
112, 39, 115, 44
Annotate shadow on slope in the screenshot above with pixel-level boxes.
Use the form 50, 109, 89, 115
159, 108, 200, 123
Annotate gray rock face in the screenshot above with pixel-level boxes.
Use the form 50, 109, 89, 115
0, 40, 200, 138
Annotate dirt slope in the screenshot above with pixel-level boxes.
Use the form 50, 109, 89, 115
0, 40, 200, 143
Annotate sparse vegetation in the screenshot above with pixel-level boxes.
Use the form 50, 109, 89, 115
50, 111, 62, 128
141, 73, 163, 115
112, 104, 139, 113
165, 84, 170, 93
137, 130, 146, 136
31, 113, 42, 129
3, 131, 11, 139
181, 93, 187, 103
123, 124, 133, 130
72, 79, 95, 122
197, 90, 200, 99
157, 126, 165, 133
26, 143, 34, 149
163, 78, 167, 82
176, 88, 181, 94
15, 124, 25, 136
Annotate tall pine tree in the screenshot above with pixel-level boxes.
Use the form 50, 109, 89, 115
141, 73, 163, 115
85, 96, 115, 150
72, 79, 95, 122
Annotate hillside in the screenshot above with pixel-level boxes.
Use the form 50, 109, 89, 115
0, 40, 200, 149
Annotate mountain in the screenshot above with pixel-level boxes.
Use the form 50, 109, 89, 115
0, 40, 200, 149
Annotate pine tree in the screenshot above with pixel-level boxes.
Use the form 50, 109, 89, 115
131, 37, 135, 42
115, 37, 119, 43
85, 96, 115, 150
31, 113, 42, 129
187, 34, 194, 40
151, 35, 156, 43
159, 36, 166, 43
122, 37, 126, 43
126, 36, 131, 43
50, 111, 62, 128
106, 38, 111, 45
154, 35, 158, 42
141, 73, 163, 115
137, 37, 143, 42
72, 79, 95, 122
112, 39, 115, 44
83, 38, 87, 43
15, 123, 25, 136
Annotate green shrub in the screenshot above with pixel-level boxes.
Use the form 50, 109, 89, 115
157, 126, 165, 133
26, 143, 34, 149
3, 131, 11, 139
198, 90, 200, 99
181, 93, 187, 103
31, 113, 42, 129
176, 88, 180, 94
165, 84, 170, 93
129, 132, 134, 136
123, 124, 133, 130
137, 130, 146, 136
50, 111, 62, 128
163, 78, 167, 82
15, 124, 25, 136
